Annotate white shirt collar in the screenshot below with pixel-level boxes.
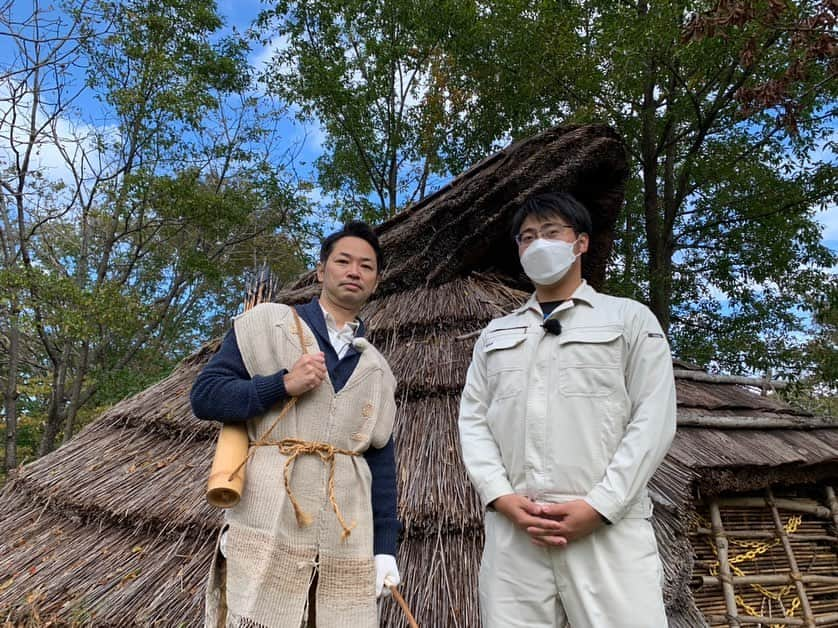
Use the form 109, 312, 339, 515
320, 304, 359, 358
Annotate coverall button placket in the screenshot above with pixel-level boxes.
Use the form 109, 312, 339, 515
524, 316, 549, 495
529, 306, 565, 500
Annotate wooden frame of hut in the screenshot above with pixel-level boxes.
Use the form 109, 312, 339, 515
1, 124, 835, 627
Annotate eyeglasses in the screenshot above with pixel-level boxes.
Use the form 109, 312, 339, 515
514, 224, 575, 246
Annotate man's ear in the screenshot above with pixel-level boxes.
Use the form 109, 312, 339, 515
576, 233, 590, 255
316, 261, 324, 282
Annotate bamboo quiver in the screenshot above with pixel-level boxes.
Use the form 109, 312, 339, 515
204, 306, 308, 508
206, 423, 249, 508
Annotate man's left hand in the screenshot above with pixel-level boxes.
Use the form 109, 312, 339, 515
374, 554, 400, 598
526, 500, 604, 546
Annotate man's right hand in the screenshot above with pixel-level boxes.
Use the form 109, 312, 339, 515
491, 494, 567, 546
283, 352, 327, 396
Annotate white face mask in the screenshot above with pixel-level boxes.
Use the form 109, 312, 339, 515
520, 238, 579, 286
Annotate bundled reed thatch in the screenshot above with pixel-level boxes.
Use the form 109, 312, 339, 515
275, 123, 628, 302
1, 123, 836, 628
0, 348, 218, 626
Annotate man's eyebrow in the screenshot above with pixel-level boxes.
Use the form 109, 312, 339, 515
334, 251, 375, 262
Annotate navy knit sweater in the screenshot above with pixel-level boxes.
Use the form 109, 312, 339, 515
190, 297, 400, 556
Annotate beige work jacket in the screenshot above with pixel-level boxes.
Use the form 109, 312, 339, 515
458, 281, 676, 523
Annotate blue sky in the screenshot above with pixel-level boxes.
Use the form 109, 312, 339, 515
216, 0, 334, 209
218, 0, 265, 30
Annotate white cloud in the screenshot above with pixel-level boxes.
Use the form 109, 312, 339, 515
299, 112, 327, 155
0, 80, 120, 200
251, 33, 291, 75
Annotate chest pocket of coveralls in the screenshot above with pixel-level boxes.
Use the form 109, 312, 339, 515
483, 327, 528, 401
557, 325, 624, 397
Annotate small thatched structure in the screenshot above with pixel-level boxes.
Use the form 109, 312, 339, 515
1, 124, 836, 627
652, 364, 838, 627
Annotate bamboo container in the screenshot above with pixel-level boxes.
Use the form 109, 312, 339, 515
206, 423, 250, 508
204, 301, 304, 508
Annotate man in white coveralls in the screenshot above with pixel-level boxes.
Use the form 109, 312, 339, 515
458, 192, 677, 628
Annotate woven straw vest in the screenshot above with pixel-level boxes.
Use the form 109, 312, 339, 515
204, 303, 396, 628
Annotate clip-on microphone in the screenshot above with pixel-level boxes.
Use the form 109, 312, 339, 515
542, 318, 562, 336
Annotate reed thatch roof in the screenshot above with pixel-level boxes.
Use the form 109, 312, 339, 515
1, 123, 835, 628
278, 123, 627, 302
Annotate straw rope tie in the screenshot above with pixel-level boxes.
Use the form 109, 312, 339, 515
273, 437, 359, 540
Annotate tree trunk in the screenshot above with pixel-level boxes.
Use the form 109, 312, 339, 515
387, 118, 398, 218
640, 63, 671, 332
61, 341, 89, 445
418, 157, 430, 202
39, 343, 70, 456
621, 203, 635, 294
647, 243, 672, 332
3, 309, 20, 473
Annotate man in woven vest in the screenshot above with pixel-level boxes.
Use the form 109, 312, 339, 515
458, 192, 676, 627
191, 221, 400, 627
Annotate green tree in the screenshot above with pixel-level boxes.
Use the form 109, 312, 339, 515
1, 0, 312, 465
0, 0, 101, 470
256, 0, 461, 221
437, 0, 836, 375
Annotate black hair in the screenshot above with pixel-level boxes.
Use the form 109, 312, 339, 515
320, 220, 384, 272
510, 192, 593, 239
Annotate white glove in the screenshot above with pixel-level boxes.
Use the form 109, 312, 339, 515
374, 554, 400, 598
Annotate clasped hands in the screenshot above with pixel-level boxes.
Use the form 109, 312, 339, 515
492, 494, 604, 547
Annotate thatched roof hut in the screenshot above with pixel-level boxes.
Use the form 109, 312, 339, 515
1, 124, 836, 627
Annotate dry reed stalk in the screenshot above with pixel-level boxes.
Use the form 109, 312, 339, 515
363, 276, 527, 334
717, 498, 832, 519
0, 492, 211, 626
766, 487, 816, 627
392, 394, 480, 531
697, 575, 838, 586
709, 500, 741, 627
379, 529, 482, 627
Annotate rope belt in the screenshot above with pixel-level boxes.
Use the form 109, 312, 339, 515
273, 437, 359, 540
229, 434, 360, 540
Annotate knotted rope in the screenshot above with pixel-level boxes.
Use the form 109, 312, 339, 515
275, 437, 359, 539
227, 308, 359, 540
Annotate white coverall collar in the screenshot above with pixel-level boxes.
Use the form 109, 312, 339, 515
513, 279, 598, 317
